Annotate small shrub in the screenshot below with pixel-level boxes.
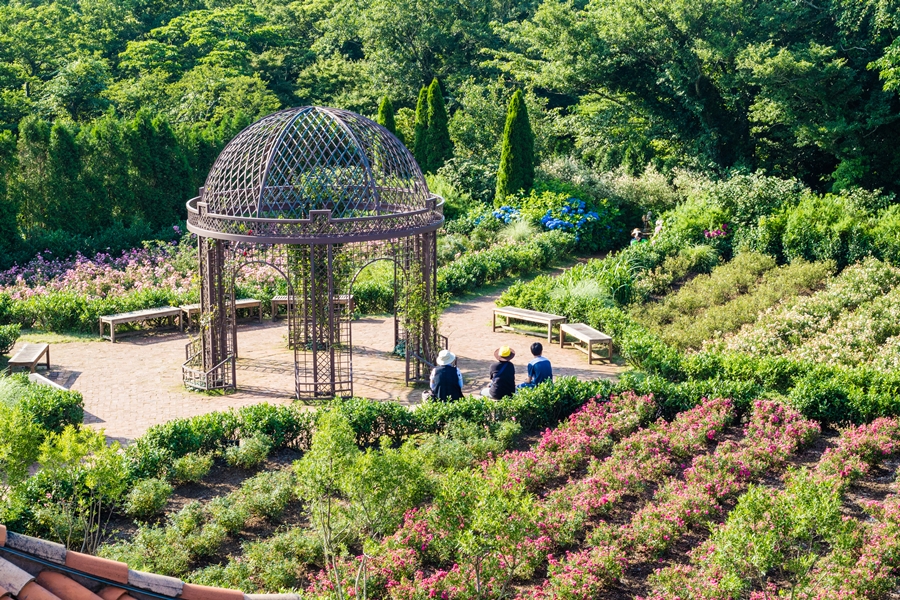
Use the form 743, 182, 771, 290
0, 323, 21, 354
170, 452, 213, 484
207, 494, 251, 534
17, 381, 84, 434
225, 435, 272, 469
125, 478, 173, 519
240, 470, 295, 520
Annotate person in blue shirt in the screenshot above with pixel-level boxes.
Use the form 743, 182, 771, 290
518, 342, 552, 389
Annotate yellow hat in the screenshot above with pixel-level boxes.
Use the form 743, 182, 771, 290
494, 346, 515, 361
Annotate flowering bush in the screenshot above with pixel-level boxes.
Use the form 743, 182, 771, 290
491, 205, 521, 224
539, 198, 601, 238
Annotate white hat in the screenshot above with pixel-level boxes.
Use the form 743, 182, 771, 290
436, 349, 457, 366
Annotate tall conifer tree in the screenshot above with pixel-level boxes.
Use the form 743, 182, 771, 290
377, 96, 403, 144
424, 78, 452, 173
0, 131, 18, 257
46, 122, 93, 234
412, 86, 428, 168
495, 89, 534, 202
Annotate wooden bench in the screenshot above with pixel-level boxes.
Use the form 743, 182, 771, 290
182, 298, 262, 328
271, 295, 355, 320
99, 306, 183, 343
492, 307, 567, 343
560, 323, 613, 364
8, 343, 50, 373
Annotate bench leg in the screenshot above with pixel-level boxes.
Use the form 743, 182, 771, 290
588, 340, 594, 365
547, 323, 552, 344
492, 312, 497, 333
560, 330, 566, 349
45, 347, 50, 371
111, 324, 116, 344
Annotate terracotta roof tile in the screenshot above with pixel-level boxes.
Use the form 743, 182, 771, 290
34, 572, 102, 600
94, 587, 125, 600
15, 582, 61, 600
0, 556, 35, 596
180, 584, 244, 600
0, 524, 7, 547
127, 570, 183, 597
5, 533, 66, 565
64, 553, 128, 585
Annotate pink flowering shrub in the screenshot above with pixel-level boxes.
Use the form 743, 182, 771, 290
645, 417, 900, 600
503, 391, 656, 490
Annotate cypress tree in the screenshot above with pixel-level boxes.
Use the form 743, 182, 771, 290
9, 116, 51, 232
0, 131, 19, 259
377, 96, 403, 144
412, 86, 429, 168
495, 89, 535, 203
424, 78, 452, 173
46, 121, 93, 235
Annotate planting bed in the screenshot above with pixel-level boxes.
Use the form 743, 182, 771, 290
83, 392, 900, 599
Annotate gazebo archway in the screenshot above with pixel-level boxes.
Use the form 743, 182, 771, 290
182, 107, 444, 400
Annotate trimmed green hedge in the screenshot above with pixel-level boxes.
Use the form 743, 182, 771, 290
125, 376, 609, 481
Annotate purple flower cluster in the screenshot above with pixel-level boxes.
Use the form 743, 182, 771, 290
703, 223, 729, 239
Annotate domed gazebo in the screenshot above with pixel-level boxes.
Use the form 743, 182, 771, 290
183, 107, 444, 400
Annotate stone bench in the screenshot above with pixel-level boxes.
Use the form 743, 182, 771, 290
271, 294, 355, 320
492, 306, 567, 343
8, 342, 50, 373
99, 307, 183, 343
181, 298, 262, 328
560, 323, 613, 364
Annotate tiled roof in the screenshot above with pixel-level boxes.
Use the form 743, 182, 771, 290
0, 525, 300, 600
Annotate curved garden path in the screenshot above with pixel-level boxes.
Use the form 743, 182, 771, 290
13, 290, 625, 443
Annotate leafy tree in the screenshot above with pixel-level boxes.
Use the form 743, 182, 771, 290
376, 95, 402, 143
412, 86, 428, 168
0, 401, 44, 499
424, 78, 452, 173
0, 130, 18, 256
495, 89, 534, 202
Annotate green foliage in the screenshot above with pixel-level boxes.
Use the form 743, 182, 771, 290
412, 86, 428, 167
782, 193, 873, 268
495, 90, 535, 202
241, 470, 295, 520
170, 453, 213, 485
438, 230, 575, 296
33, 426, 128, 552
872, 204, 900, 266
16, 378, 84, 434
422, 78, 453, 173
0, 323, 20, 354
224, 435, 272, 470
125, 478, 173, 520
376, 95, 402, 143
0, 401, 45, 497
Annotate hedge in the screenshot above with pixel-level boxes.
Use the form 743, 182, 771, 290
125, 376, 609, 480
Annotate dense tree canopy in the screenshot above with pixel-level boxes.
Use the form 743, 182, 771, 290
0, 0, 899, 264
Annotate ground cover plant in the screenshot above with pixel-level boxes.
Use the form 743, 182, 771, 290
47, 387, 900, 600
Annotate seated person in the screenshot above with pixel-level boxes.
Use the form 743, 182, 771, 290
428, 349, 464, 401
518, 342, 552, 389
481, 346, 516, 400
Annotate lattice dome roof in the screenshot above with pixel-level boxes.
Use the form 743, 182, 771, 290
186, 106, 443, 244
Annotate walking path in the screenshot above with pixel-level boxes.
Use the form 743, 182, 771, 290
12, 291, 625, 442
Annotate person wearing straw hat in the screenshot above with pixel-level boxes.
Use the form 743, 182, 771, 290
481, 346, 516, 400
428, 349, 464, 401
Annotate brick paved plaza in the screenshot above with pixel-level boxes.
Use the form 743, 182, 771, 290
18, 292, 624, 442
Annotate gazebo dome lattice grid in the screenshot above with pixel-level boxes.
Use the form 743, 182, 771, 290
183, 106, 444, 400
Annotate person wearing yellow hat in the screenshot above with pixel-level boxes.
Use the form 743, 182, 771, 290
481, 346, 516, 399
